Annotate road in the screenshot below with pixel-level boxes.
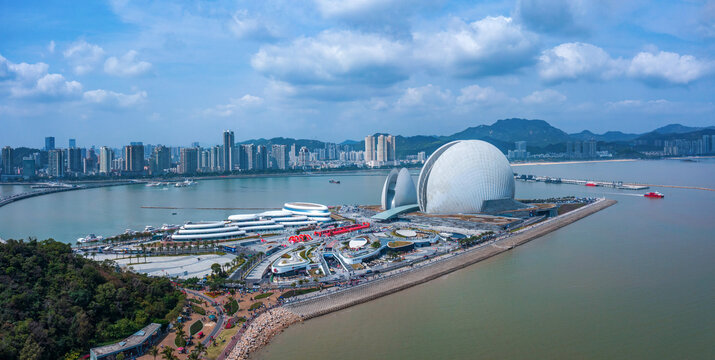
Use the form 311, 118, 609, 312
184, 289, 225, 346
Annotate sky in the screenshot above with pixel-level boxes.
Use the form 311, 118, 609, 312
1, 0, 714, 148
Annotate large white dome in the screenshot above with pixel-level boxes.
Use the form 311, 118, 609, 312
381, 168, 417, 210
417, 140, 516, 214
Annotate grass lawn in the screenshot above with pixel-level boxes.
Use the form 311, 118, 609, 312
175, 335, 186, 347
190, 320, 203, 336
280, 287, 319, 299
254, 292, 273, 300
205, 327, 239, 360
248, 301, 263, 311
226, 298, 239, 315
387, 241, 412, 248
192, 304, 206, 315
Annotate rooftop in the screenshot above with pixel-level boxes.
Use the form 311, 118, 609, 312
90, 323, 161, 357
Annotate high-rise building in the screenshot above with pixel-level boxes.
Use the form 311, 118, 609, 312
271, 144, 289, 170
180, 147, 199, 174
417, 151, 426, 163
364, 135, 375, 165
83, 148, 97, 174
1, 146, 13, 174
209, 145, 222, 171
69, 138, 76, 148
44, 137, 55, 151
586, 140, 597, 158
99, 146, 112, 174
22, 157, 36, 177
123, 142, 145, 174
376, 135, 386, 163
200, 149, 209, 170
508, 141, 529, 161
240, 144, 255, 170
289, 144, 297, 167
222, 130, 234, 172
298, 146, 310, 166
67, 148, 82, 173
255, 145, 268, 170
48, 149, 64, 177
386, 135, 396, 162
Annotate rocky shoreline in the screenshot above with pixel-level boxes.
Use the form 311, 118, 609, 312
226, 307, 301, 360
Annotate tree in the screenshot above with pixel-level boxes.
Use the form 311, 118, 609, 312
194, 342, 207, 357
187, 352, 200, 360
148, 346, 159, 360
115, 352, 126, 360
161, 346, 176, 360
211, 263, 222, 276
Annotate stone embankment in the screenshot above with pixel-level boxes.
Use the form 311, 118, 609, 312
226, 308, 300, 360
285, 198, 617, 319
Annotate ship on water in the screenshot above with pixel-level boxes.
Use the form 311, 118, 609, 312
644, 191, 664, 198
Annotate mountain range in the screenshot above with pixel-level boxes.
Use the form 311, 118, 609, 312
241, 119, 714, 157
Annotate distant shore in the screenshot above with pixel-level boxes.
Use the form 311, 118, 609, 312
228, 198, 617, 359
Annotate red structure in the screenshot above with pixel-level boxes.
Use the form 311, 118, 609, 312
288, 234, 313, 243
314, 222, 370, 237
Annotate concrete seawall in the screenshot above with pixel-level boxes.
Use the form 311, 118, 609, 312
285, 199, 617, 320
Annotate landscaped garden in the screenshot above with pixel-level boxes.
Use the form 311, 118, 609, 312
190, 320, 204, 336
248, 301, 263, 311
225, 298, 239, 315
254, 292, 273, 300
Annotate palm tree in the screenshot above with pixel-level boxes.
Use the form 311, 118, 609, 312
148, 346, 159, 360
194, 342, 207, 357
175, 325, 186, 343
161, 346, 176, 360
187, 352, 200, 360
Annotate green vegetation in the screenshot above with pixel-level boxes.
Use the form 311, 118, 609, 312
387, 241, 412, 248
281, 254, 292, 259
189, 320, 203, 336
191, 304, 206, 315
280, 288, 320, 299
254, 292, 273, 300
0, 239, 184, 360
225, 299, 239, 315
371, 241, 381, 249
458, 231, 495, 247
248, 302, 263, 311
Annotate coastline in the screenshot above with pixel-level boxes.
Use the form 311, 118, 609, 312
227, 198, 617, 359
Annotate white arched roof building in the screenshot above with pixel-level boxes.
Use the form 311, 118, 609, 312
417, 140, 522, 214
381, 168, 418, 210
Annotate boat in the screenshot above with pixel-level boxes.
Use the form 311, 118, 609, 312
77, 234, 103, 243
145, 182, 162, 187
585, 182, 597, 187
329, 179, 340, 184
175, 179, 196, 187
144, 225, 156, 232
161, 224, 180, 231
644, 191, 664, 198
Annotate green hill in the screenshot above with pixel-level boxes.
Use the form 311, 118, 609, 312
0, 239, 184, 360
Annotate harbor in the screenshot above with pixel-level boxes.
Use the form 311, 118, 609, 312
515, 173, 650, 190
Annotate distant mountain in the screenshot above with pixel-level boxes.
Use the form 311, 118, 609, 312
569, 130, 639, 142
652, 124, 706, 134
636, 128, 715, 141
447, 118, 571, 147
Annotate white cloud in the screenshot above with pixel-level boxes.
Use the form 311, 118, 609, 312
204, 94, 264, 117
63, 40, 105, 75
252, 30, 409, 87
104, 50, 152, 77
522, 89, 567, 104
456, 84, 515, 106
396, 84, 452, 108
47, 41, 56, 54
627, 51, 713, 85
414, 16, 539, 77
539, 43, 713, 85
1, 54, 82, 100
538, 42, 623, 82
83, 89, 147, 108
228, 10, 279, 41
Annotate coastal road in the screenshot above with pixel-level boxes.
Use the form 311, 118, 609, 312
184, 289, 225, 346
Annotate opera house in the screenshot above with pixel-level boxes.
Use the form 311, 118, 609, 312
379, 140, 524, 217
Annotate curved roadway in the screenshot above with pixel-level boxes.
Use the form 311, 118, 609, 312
184, 289, 225, 346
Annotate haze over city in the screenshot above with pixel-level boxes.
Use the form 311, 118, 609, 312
1, 0, 714, 147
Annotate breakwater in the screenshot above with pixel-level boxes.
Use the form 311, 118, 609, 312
0, 181, 135, 209
284, 198, 616, 320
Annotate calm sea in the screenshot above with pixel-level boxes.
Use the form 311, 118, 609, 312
1, 160, 713, 359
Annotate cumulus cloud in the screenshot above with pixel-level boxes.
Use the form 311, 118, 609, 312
522, 89, 567, 104
627, 51, 713, 85
538, 42, 623, 82
47, 41, 56, 54
314, 0, 435, 34
414, 16, 539, 77
539, 43, 712, 85
63, 40, 105, 75
104, 50, 152, 77
396, 84, 452, 108
252, 30, 409, 86
1, 54, 82, 100
228, 10, 279, 41
83, 89, 147, 107
456, 85, 514, 106
204, 94, 264, 117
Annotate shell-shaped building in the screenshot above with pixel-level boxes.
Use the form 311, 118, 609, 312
381, 168, 417, 210
417, 140, 519, 214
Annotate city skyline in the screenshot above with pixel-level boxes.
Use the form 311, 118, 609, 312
1, 0, 715, 147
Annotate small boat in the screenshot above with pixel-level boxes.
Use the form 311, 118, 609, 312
175, 179, 196, 187
145, 182, 162, 187
644, 191, 664, 198
144, 225, 156, 232
77, 234, 103, 243
329, 179, 340, 184
161, 224, 180, 231
585, 182, 597, 187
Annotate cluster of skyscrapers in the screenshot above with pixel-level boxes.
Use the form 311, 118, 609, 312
566, 140, 599, 159
662, 135, 715, 156
364, 134, 396, 167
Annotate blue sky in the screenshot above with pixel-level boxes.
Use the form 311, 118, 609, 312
1, 0, 714, 148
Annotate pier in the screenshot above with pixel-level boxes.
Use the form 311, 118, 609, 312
516, 174, 649, 190
0, 181, 136, 209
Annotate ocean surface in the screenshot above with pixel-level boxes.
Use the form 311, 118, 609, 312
1, 159, 714, 359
